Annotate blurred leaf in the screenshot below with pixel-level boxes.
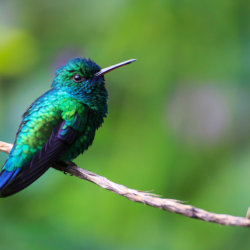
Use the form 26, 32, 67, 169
0, 27, 38, 76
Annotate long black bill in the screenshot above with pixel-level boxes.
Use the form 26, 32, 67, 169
95, 59, 136, 77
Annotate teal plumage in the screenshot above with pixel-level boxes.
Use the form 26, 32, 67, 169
0, 57, 135, 197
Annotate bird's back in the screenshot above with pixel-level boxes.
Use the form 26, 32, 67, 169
5, 89, 62, 172
0, 87, 105, 197
0, 89, 63, 196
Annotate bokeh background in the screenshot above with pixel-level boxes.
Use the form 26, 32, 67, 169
0, 0, 249, 249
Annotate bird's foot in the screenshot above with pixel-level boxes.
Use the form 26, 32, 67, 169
53, 161, 76, 176
64, 161, 76, 176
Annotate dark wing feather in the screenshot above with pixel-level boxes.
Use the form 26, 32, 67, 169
0, 169, 21, 190
0, 121, 78, 197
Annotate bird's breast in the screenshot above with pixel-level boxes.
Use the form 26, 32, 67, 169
60, 108, 105, 162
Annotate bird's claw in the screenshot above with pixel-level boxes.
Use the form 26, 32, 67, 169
53, 161, 75, 176
63, 161, 75, 176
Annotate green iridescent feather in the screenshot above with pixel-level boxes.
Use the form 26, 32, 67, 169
0, 57, 135, 197
0, 58, 108, 196
8, 58, 108, 171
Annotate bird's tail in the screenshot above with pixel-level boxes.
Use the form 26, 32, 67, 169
0, 162, 51, 198
0, 166, 21, 197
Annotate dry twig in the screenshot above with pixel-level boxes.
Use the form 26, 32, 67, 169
0, 140, 249, 227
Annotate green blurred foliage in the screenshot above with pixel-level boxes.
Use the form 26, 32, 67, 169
0, 0, 249, 249
0, 28, 38, 76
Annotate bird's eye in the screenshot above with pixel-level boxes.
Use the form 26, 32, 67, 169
73, 74, 84, 83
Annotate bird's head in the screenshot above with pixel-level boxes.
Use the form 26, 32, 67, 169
52, 57, 135, 91
52, 57, 135, 113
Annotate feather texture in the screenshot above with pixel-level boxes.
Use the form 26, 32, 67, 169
0, 58, 108, 197
0, 122, 78, 197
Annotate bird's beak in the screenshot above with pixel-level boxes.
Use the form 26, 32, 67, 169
95, 59, 136, 77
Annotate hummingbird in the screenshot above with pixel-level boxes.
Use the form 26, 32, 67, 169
0, 57, 136, 197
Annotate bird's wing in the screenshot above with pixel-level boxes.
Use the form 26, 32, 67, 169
0, 118, 81, 197
0, 89, 89, 197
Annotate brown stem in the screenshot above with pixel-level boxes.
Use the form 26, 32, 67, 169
0, 141, 249, 227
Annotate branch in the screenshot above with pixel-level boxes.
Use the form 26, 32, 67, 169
0, 141, 249, 227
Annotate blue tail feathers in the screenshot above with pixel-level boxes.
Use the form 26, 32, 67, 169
0, 168, 20, 196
